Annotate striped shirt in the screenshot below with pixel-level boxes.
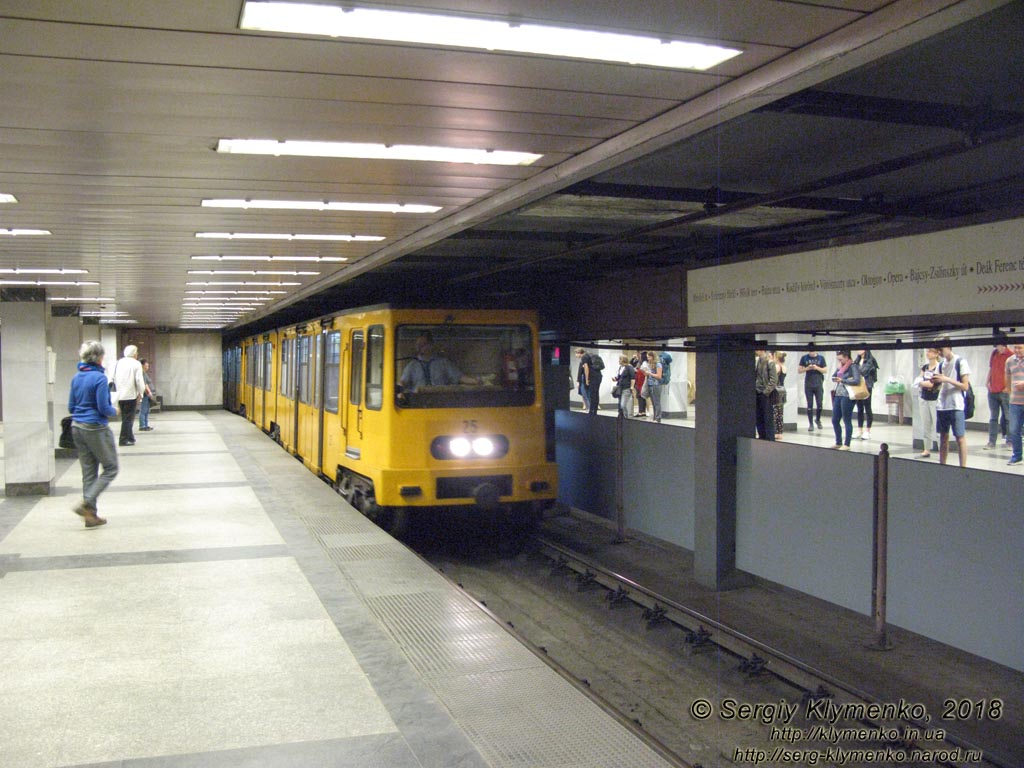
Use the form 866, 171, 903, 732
1007, 354, 1024, 406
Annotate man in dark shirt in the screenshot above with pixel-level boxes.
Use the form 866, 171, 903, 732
798, 344, 827, 431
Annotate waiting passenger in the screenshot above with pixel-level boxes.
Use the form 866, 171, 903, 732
912, 348, 941, 458
575, 348, 592, 412
985, 342, 1013, 449
632, 355, 647, 417
1006, 341, 1024, 466
613, 354, 635, 417
798, 343, 827, 431
772, 351, 787, 440
830, 349, 861, 450
754, 349, 777, 440
399, 331, 479, 391
646, 350, 665, 423
933, 340, 971, 467
853, 348, 879, 441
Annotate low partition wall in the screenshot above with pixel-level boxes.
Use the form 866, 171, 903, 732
555, 411, 695, 549
887, 460, 1024, 671
734, 438, 1022, 671
736, 439, 875, 616
556, 419, 1023, 672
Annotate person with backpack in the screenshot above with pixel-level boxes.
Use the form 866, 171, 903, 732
586, 351, 604, 414
645, 350, 667, 422
933, 339, 972, 467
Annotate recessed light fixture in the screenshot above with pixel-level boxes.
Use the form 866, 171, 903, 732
196, 232, 384, 242
186, 281, 301, 287
50, 297, 117, 302
239, 1, 742, 71
0, 194, 17, 204
192, 255, 347, 263
216, 140, 541, 167
202, 199, 441, 213
0, 280, 98, 286
0, 229, 51, 236
186, 290, 287, 295
0, 268, 88, 275
188, 270, 319, 276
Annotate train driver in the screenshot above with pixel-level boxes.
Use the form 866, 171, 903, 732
399, 331, 480, 391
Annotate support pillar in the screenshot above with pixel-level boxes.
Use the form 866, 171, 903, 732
0, 288, 56, 495
693, 339, 754, 589
51, 309, 84, 457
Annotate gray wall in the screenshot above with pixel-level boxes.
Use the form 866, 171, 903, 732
557, 418, 1024, 671
556, 412, 695, 549
736, 439, 875, 616
887, 460, 1023, 671
153, 333, 223, 407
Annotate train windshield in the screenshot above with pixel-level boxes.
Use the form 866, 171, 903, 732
395, 324, 535, 408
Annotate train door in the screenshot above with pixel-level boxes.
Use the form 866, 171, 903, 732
262, 337, 276, 433
295, 326, 322, 468
320, 327, 343, 482
278, 333, 297, 450
342, 328, 365, 460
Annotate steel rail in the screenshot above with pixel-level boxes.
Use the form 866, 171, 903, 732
535, 535, 1013, 768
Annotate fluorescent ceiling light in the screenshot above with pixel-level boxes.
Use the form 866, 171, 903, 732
188, 270, 319, 276
240, 2, 742, 70
80, 311, 130, 317
51, 297, 117, 302
202, 198, 441, 213
1, 229, 51, 236
186, 290, 287, 295
216, 139, 540, 167
99, 319, 138, 325
192, 255, 347, 262
0, 268, 88, 275
186, 281, 300, 287
0, 280, 98, 286
0, 194, 17, 204
196, 231, 384, 242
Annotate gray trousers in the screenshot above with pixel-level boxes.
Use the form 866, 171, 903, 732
72, 423, 119, 508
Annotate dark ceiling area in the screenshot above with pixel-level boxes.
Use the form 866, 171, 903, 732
306, 0, 1024, 332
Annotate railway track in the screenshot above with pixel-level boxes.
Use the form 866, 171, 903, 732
424, 527, 1015, 768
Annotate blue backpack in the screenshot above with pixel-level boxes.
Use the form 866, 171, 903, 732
659, 352, 672, 384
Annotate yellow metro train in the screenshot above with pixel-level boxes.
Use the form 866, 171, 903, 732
224, 305, 558, 537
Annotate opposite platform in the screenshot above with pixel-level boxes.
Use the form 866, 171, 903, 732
0, 411, 675, 768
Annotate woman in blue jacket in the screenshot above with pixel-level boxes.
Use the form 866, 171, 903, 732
68, 340, 119, 527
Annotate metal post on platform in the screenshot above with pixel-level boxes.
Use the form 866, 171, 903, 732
614, 408, 626, 543
870, 443, 894, 650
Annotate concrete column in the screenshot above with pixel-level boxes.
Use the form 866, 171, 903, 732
0, 288, 56, 495
693, 340, 754, 589
51, 311, 84, 457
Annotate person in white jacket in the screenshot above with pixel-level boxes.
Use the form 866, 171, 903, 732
111, 344, 147, 446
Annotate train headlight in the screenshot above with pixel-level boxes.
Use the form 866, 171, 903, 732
431, 434, 509, 460
449, 437, 472, 457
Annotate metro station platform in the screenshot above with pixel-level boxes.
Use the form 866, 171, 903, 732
0, 411, 675, 768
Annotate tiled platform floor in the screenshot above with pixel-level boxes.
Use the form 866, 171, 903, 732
0, 411, 674, 768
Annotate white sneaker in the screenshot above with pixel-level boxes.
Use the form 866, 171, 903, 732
861, 430, 871, 440
854, 431, 863, 440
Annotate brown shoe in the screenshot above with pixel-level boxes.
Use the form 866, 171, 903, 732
73, 500, 96, 518
84, 513, 107, 528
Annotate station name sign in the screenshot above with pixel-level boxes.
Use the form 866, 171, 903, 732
687, 217, 1024, 329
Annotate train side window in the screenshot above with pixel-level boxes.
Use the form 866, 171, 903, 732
254, 343, 264, 389
324, 331, 341, 413
366, 325, 384, 410
297, 335, 312, 404
313, 333, 323, 409
349, 331, 364, 406
280, 339, 291, 396
263, 341, 273, 391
